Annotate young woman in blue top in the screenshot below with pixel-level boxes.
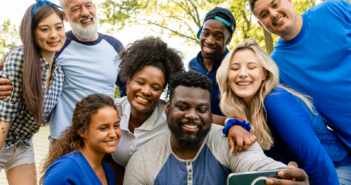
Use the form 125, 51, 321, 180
0, 1, 65, 184
40, 94, 121, 185
216, 38, 351, 185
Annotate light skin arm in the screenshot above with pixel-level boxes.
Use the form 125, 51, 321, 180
0, 120, 11, 148
0, 64, 13, 99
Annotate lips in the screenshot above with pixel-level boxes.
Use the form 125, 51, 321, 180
182, 124, 198, 129
237, 82, 252, 86
203, 45, 215, 54
47, 41, 60, 47
137, 96, 149, 103
273, 15, 284, 26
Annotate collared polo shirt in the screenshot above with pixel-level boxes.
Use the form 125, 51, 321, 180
188, 49, 229, 116
111, 97, 169, 167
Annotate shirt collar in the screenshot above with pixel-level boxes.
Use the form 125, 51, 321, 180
40, 55, 58, 71
196, 48, 229, 72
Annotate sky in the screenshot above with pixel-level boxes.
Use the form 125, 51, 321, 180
0, 0, 200, 68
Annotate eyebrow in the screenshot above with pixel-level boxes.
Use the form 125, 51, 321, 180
175, 100, 210, 107
259, 0, 276, 17
203, 28, 225, 35
38, 22, 63, 27
230, 61, 259, 66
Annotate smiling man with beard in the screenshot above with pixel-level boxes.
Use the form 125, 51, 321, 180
188, 7, 235, 125
123, 71, 310, 185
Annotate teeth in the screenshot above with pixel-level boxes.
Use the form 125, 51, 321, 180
183, 124, 198, 129
81, 19, 91, 23
237, 82, 251, 86
276, 17, 283, 24
106, 140, 115, 144
137, 96, 149, 102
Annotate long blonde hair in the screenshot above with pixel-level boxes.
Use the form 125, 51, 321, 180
216, 38, 315, 150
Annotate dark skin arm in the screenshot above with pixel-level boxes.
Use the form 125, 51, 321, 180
0, 64, 13, 99
266, 162, 309, 185
102, 154, 125, 185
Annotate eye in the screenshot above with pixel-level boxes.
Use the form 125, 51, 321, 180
199, 108, 208, 113
216, 35, 223, 39
136, 81, 144, 85
113, 124, 120, 129
152, 87, 160, 91
273, 2, 279, 7
40, 28, 49, 32
100, 126, 107, 130
178, 106, 188, 111
56, 26, 63, 30
231, 66, 239, 71
202, 32, 209, 36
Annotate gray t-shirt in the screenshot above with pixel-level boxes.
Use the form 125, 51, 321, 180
124, 124, 286, 185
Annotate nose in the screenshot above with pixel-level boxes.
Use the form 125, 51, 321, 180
184, 108, 199, 120
270, 9, 279, 21
141, 85, 151, 96
238, 67, 248, 78
108, 127, 117, 138
205, 34, 215, 45
81, 6, 90, 17
49, 30, 58, 39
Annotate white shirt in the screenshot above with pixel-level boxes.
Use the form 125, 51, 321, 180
112, 97, 169, 167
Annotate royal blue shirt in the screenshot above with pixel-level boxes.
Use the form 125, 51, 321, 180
188, 49, 229, 116
264, 87, 351, 185
43, 151, 116, 185
270, 0, 351, 152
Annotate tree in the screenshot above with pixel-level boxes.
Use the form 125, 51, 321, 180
0, 19, 19, 62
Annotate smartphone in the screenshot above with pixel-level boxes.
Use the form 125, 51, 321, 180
227, 169, 282, 185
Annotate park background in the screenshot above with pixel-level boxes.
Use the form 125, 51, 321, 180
0, 0, 342, 184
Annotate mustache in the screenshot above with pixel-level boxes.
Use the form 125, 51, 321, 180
179, 120, 201, 127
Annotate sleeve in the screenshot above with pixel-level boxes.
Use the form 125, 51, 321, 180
43, 158, 82, 185
264, 89, 339, 184
0, 48, 24, 122
326, 0, 351, 24
116, 75, 127, 97
228, 142, 287, 172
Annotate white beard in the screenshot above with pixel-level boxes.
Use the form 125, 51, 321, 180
67, 14, 99, 39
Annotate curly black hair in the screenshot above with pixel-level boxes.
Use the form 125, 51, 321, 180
168, 71, 212, 102
119, 37, 184, 94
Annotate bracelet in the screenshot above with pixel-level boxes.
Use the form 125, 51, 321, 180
222, 119, 251, 137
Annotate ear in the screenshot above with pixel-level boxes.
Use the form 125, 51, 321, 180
77, 129, 85, 138
257, 21, 263, 27
165, 101, 170, 115
126, 80, 130, 92
226, 35, 233, 45
263, 69, 268, 80
63, 11, 69, 22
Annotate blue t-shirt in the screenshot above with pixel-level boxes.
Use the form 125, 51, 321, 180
43, 151, 116, 185
49, 31, 126, 139
270, 0, 351, 151
264, 87, 351, 185
188, 49, 229, 116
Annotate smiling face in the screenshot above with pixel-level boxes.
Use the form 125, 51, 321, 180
253, 0, 300, 40
63, 0, 98, 39
228, 49, 267, 105
35, 13, 65, 55
127, 65, 165, 114
166, 86, 212, 146
200, 19, 232, 61
85, 106, 121, 154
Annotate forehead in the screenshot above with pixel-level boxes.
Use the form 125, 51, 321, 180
203, 19, 228, 33
37, 13, 62, 25
65, 0, 92, 7
171, 86, 210, 105
253, 0, 274, 15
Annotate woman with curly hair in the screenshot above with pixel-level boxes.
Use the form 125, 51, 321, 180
216, 38, 351, 184
40, 93, 121, 185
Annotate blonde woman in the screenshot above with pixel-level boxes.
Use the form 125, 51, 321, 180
216, 38, 351, 185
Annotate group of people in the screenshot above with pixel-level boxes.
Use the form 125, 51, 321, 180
0, 0, 350, 184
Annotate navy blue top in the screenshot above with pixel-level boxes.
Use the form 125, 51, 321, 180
188, 49, 229, 116
43, 151, 116, 185
264, 87, 351, 185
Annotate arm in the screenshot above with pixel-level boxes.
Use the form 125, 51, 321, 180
264, 89, 339, 184
0, 120, 11, 148
0, 63, 13, 99
212, 114, 226, 125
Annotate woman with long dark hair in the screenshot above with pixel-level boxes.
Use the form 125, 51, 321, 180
40, 94, 121, 185
0, 1, 65, 184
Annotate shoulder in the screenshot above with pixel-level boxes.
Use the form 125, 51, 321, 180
44, 153, 82, 184
305, 0, 351, 18
99, 32, 124, 53
265, 87, 292, 103
2, 47, 24, 67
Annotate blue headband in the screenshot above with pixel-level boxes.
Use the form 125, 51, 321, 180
32, 0, 63, 18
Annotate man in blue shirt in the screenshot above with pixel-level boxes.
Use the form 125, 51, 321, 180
189, 7, 235, 124
124, 71, 309, 185
249, 0, 351, 183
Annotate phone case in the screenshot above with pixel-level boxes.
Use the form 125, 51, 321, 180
227, 169, 281, 185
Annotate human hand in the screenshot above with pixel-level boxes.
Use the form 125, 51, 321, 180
266, 162, 309, 185
0, 78, 13, 99
227, 125, 257, 155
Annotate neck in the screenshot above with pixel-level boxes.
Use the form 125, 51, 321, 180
170, 134, 204, 160
73, 32, 99, 42
41, 51, 55, 66
202, 51, 225, 72
79, 146, 104, 172
281, 15, 303, 41
128, 107, 154, 133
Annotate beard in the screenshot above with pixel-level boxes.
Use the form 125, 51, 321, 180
67, 14, 99, 39
168, 120, 211, 146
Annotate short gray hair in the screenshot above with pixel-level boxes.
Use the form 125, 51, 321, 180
59, 0, 95, 10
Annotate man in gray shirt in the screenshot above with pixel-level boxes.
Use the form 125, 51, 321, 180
124, 71, 309, 185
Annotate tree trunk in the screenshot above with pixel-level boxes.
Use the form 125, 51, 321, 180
263, 29, 274, 54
